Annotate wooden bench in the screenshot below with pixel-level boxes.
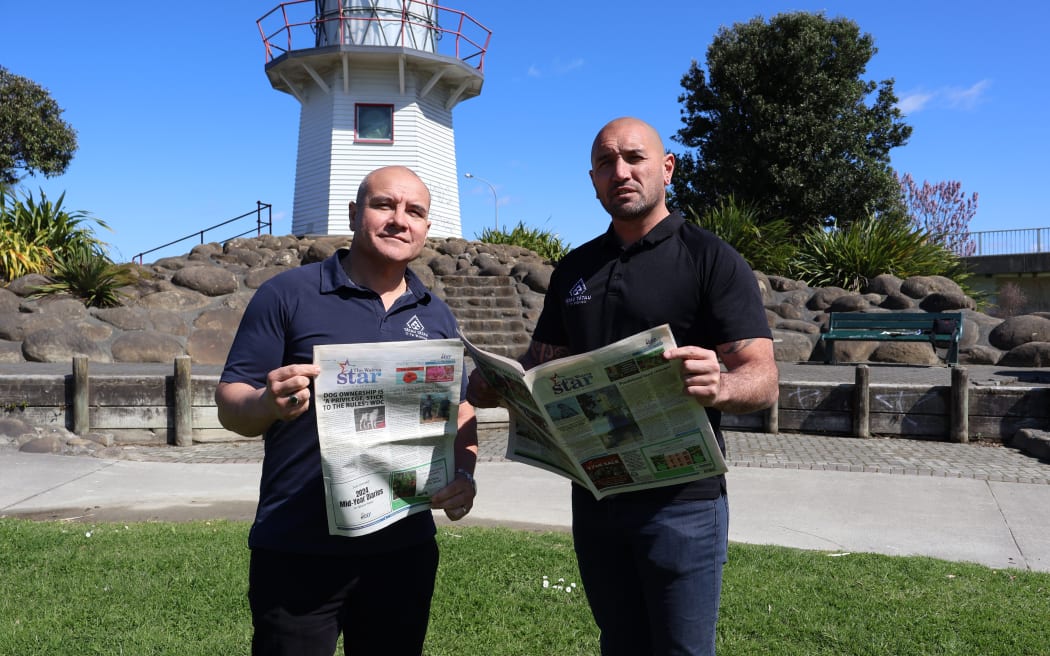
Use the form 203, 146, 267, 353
821, 311, 963, 366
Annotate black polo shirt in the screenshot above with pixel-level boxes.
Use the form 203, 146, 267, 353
532, 212, 771, 500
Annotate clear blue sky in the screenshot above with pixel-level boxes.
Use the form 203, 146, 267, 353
3, 1, 1047, 262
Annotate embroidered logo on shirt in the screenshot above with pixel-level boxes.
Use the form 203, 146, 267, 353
404, 314, 429, 339
566, 278, 591, 306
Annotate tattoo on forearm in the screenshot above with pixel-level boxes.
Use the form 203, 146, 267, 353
718, 338, 754, 356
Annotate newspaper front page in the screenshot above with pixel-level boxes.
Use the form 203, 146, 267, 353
464, 325, 727, 499
313, 339, 463, 537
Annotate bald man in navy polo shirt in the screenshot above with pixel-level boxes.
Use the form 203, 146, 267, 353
217, 166, 478, 656
468, 118, 779, 656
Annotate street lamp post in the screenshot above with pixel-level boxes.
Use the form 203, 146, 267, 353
464, 172, 499, 232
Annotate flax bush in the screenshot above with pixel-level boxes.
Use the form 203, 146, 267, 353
478, 221, 570, 262
684, 196, 796, 274
789, 212, 970, 292
29, 251, 137, 308
1, 185, 112, 281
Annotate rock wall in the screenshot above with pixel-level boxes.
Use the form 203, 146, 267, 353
2, 233, 1050, 368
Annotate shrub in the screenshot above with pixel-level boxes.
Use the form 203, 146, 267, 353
477, 221, 570, 262
684, 196, 796, 274
992, 282, 1028, 318
0, 224, 51, 280
29, 251, 137, 308
789, 212, 970, 292
1, 186, 109, 263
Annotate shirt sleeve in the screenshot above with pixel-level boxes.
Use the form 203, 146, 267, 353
220, 281, 291, 387
530, 267, 569, 348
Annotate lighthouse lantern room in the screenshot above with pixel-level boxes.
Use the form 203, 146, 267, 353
256, 1, 490, 238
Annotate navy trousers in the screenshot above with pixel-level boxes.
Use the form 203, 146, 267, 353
572, 486, 730, 656
248, 539, 439, 655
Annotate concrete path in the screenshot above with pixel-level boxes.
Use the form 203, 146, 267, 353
3, 430, 1049, 573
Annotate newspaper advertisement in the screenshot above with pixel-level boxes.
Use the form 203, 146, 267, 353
313, 339, 463, 537
464, 324, 726, 499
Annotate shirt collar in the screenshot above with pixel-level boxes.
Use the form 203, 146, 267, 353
599, 211, 684, 252
320, 248, 430, 303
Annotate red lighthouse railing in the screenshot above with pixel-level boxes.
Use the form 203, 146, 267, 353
257, 1, 491, 72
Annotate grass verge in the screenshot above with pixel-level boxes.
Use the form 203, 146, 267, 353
1, 519, 1047, 655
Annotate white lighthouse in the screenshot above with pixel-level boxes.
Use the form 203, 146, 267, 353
256, 1, 490, 237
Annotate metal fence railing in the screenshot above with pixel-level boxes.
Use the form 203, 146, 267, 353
968, 227, 1049, 257
256, 1, 491, 71
131, 202, 272, 265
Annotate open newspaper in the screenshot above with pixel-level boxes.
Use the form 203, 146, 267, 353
312, 339, 463, 537
463, 324, 727, 499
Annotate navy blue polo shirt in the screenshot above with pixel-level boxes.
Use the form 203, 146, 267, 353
220, 249, 461, 555
532, 212, 771, 500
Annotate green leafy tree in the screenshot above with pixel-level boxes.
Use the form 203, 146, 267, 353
0, 66, 78, 184
670, 12, 912, 231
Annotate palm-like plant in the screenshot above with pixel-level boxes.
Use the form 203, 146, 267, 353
1, 187, 110, 262
478, 221, 571, 262
0, 224, 52, 280
29, 251, 137, 308
684, 196, 796, 274
789, 212, 968, 292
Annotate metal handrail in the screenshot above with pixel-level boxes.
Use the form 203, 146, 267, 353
131, 202, 272, 265
967, 227, 1049, 257
256, 1, 491, 71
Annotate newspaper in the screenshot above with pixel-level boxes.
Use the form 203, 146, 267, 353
312, 339, 463, 537
463, 324, 727, 499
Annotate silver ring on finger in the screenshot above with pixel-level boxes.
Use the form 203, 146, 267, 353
288, 394, 300, 407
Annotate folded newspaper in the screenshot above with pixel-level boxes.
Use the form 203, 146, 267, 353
313, 339, 463, 537
463, 324, 727, 499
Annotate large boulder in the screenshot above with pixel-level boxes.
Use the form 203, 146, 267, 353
111, 331, 185, 363
998, 342, 1050, 367
989, 315, 1050, 350
172, 266, 239, 296
22, 327, 111, 363
772, 329, 816, 362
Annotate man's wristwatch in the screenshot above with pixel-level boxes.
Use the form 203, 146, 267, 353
456, 468, 477, 495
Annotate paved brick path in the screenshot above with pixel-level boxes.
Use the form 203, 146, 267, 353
110, 429, 1050, 485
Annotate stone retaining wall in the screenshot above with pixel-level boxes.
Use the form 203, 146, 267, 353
2, 233, 1050, 367
3, 357, 1048, 451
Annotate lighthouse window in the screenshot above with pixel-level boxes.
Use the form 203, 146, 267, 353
355, 104, 394, 142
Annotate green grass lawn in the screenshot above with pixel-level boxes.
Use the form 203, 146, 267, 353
1, 519, 1047, 655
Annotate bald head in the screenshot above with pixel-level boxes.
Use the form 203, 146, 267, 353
589, 117, 674, 229
355, 165, 430, 211
590, 117, 666, 166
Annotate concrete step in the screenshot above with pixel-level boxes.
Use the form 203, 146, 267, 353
452, 307, 529, 320
444, 295, 522, 309
439, 275, 517, 287
459, 319, 529, 333
441, 283, 519, 299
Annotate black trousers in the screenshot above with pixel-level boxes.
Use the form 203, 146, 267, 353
248, 539, 439, 655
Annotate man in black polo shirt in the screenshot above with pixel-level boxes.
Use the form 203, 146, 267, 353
468, 117, 779, 656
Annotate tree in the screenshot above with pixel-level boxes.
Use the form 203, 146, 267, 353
896, 172, 978, 256
0, 66, 78, 185
670, 12, 912, 232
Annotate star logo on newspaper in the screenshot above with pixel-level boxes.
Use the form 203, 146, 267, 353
549, 372, 595, 395
403, 315, 428, 339
566, 278, 591, 306
337, 360, 352, 374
